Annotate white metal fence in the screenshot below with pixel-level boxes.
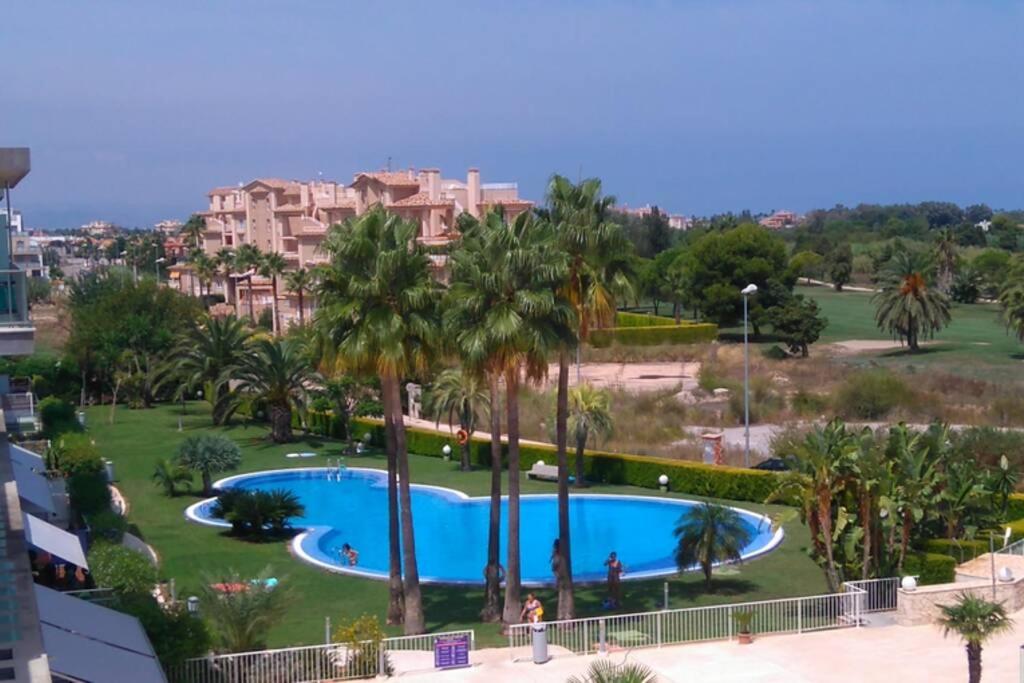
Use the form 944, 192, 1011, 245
168, 629, 475, 683
999, 538, 1024, 557
842, 577, 902, 614
508, 589, 867, 661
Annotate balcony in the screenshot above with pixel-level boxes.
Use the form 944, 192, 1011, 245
0, 268, 33, 356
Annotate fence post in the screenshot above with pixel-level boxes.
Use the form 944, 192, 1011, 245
508, 627, 515, 661
728, 605, 733, 640
599, 619, 607, 655
378, 641, 386, 677
797, 597, 802, 634
325, 616, 331, 644
657, 611, 663, 648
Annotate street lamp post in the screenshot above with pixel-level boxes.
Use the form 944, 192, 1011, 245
741, 284, 758, 467
155, 257, 166, 282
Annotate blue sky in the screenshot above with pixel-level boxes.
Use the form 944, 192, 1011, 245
6, 1, 1024, 228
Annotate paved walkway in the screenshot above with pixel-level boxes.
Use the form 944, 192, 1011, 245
400, 613, 1024, 681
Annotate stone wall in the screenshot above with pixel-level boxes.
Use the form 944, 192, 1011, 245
896, 576, 1024, 626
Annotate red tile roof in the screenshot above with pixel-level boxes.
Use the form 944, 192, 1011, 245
481, 198, 534, 207
353, 171, 421, 188
208, 187, 238, 196
388, 192, 455, 208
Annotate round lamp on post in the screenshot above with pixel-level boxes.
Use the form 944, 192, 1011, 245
740, 283, 758, 469
442, 444, 452, 462
658, 474, 669, 492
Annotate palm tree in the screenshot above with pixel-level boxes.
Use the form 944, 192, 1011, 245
285, 267, 313, 326
162, 316, 252, 425
180, 214, 207, 252
198, 567, 291, 653
192, 251, 217, 299
215, 247, 236, 304
567, 659, 658, 683
873, 249, 951, 351
545, 174, 633, 620
768, 418, 855, 591
260, 251, 287, 334
176, 434, 242, 496
998, 258, 1024, 341
315, 206, 440, 634
151, 458, 193, 496
937, 593, 1013, 683
567, 384, 613, 483
218, 338, 314, 443
234, 243, 262, 321
673, 502, 752, 590
445, 209, 572, 626
934, 228, 958, 294
427, 368, 488, 471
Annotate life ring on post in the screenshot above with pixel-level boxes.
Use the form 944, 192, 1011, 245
456, 429, 469, 445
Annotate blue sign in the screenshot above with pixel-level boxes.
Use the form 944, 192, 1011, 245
434, 633, 470, 669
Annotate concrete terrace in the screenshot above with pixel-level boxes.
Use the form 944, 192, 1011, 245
401, 614, 1024, 682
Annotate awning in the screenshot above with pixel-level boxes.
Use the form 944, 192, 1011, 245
22, 512, 87, 569
12, 456, 54, 515
35, 585, 166, 682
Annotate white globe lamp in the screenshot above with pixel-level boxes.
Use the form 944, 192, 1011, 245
442, 444, 452, 461
901, 576, 917, 592
658, 474, 669, 492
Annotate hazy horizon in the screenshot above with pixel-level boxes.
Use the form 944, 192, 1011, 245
7, 1, 1024, 229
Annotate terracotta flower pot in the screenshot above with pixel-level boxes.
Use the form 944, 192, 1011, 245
737, 632, 753, 645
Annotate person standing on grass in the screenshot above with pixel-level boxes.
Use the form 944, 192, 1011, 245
604, 551, 624, 608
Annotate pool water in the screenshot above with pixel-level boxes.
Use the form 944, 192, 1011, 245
187, 468, 782, 585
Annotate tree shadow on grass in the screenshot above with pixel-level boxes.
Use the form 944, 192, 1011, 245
878, 344, 955, 359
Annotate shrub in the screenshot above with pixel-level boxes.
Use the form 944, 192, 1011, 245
952, 427, 1024, 471
922, 539, 989, 564
613, 312, 678, 328
87, 541, 157, 595
87, 509, 127, 543
38, 397, 81, 438
351, 418, 780, 503
990, 396, 1024, 427
903, 552, 956, 585
56, 433, 103, 477
332, 615, 393, 678
177, 434, 242, 494
115, 594, 211, 669
1006, 494, 1024, 522
589, 323, 718, 347
760, 345, 789, 360
211, 488, 304, 536
791, 390, 829, 417
68, 471, 111, 517
834, 370, 914, 420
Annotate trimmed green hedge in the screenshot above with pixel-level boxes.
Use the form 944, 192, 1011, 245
1006, 493, 1024, 521
293, 410, 347, 440
350, 417, 779, 503
922, 538, 989, 564
614, 312, 678, 328
590, 323, 719, 347
903, 552, 956, 585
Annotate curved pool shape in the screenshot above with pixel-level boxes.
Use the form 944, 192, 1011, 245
186, 468, 783, 585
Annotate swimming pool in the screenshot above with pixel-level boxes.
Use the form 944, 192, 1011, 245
185, 468, 783, 585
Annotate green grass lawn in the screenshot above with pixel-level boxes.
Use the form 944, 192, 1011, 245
796, 285, 1023, 379
86, 403, 825, 648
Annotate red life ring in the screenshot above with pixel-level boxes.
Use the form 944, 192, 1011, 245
456, 429, 469, 445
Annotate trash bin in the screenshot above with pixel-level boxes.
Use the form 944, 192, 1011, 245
531, 623, 548, 664
103, 459, 115, 483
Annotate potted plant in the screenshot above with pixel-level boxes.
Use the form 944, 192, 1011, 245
733, 610, 754, 644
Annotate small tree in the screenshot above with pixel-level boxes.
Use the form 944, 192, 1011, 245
673, 502, 752, 590
427, 368, 489, 471
567, 384, 614, 487
567, 659, 657, 683
825, 243, 853, 291
332, 614, 393, 678
198, 567, 290, 653
152, 458, 193, 496
768, 295, 828, 357
176, 434, 242, 495
937, 593, 1013, 683
88, 541, 157, 596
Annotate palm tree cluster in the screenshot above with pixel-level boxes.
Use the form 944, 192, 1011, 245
770, 419, 1010, 591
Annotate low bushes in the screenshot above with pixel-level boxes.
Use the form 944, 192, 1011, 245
589, 323, 718, 347
613, 312, 679, 328
922, 538, 989, 564
350, 418, 779, 503
38, 397, 81, 439
88, 541, 157, 595
834, 370, 915, 420
903, 552, 956, 585
211, 488, 305, 536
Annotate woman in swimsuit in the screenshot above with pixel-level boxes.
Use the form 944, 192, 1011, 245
604, 552, 624, 608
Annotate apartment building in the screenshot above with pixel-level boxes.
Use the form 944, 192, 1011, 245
619, 204, 691, 230
759, 210, 800, 230
177, 166, 532, 327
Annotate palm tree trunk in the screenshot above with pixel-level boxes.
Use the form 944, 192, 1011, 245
673, 302, 681, 324
555, 349, 575, 619
297, 289, 305, 326
459, 412, 472, 472
386, 374, 424, 634
269, 403, 291, 442
861, 494, 873, 581
501, 367, 523, 627
247, 276, 255, 321
967, 642, 981, 683
481, 372, 503, 622
271, 276, 280, 335
383, 406, 404, 625
202, 471, 212, 496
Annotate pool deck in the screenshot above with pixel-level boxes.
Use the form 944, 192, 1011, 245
398, 610, 1024, 681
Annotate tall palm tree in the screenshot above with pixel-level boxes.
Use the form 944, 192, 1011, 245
937, 593, 1013, 683
545, 174, 633, 619
934, 228, 958, 294
315, 206, 440, 634
445, 209, 572, 625
873, 249, 951, 351
285, 267, 313, 326
180, 214, 207, 252
192, 251, 217, 299
260, 251, 287, 335
567, 384, 614, 483
162, 316, 252, 425
215, 247, 236, 304
217, 338, 314, 442
427, 368, 488, 471
234, 243, 262, 321
673, 502, 752, 590
997, 257, 1024, 341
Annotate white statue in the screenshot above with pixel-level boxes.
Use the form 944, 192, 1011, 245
406, 382, 422, 420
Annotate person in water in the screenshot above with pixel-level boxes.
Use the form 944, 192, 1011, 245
520, 593, 543, 623
604, 551, 625, 608
340, 543, 359, 566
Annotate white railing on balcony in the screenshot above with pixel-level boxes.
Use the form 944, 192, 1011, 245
507, 589, 865, 662
842, 577, 902, 613
168, 629, 475, 683
998, 538, 1024, 557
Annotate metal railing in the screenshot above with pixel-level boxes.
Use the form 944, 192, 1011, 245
998, 537, 1024, 557
508, 590, 864, 661
168, 629, 475, 683
842, 577, 902, 614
